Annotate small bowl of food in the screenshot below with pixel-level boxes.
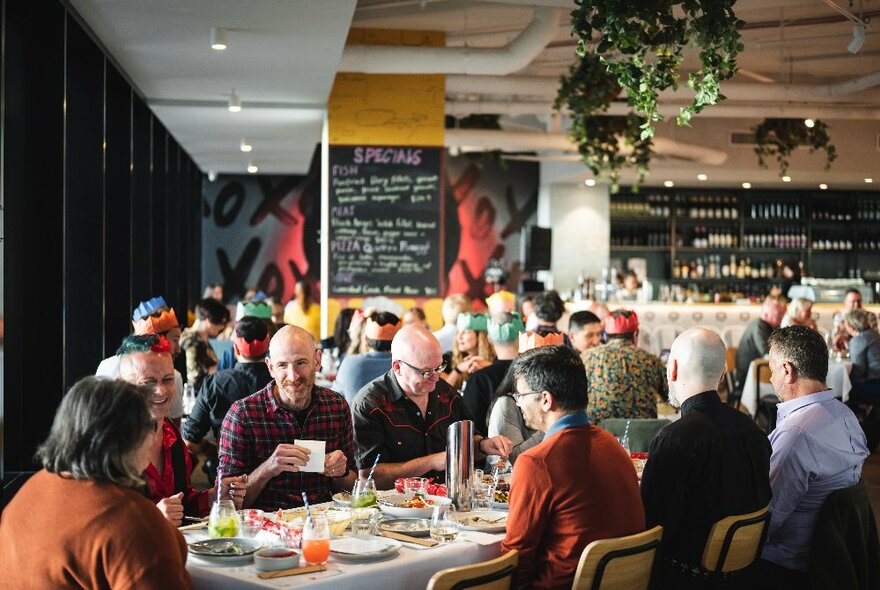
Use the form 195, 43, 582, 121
253, 547, 300, 572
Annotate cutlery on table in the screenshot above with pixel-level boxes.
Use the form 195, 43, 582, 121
256, 564, 326, 579
379, 530, 439, 547
472, 516, 506, 524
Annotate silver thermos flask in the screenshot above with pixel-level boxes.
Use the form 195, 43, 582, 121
446, 419, 474, 511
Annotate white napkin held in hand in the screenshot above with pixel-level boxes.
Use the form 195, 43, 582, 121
295, 439, 326, 473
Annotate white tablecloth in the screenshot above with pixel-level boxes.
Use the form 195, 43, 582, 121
185, 518, 504, 589
741, 358, 852, 416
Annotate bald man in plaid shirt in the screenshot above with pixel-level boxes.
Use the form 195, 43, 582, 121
219, 326, 357, 510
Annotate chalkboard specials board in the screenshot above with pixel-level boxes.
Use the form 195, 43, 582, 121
329, 145, 443, 297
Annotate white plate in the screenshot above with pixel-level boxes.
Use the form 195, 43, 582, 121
456, 510, 508, 533
187, 538, 263, 565
490, 501, 509, 510
330, 536, 402, 562
378, 518, 432, 537
377, 493, 451, 519
333, 492, 351, 506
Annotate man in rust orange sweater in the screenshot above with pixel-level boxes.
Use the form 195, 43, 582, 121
501, 345, 646, 589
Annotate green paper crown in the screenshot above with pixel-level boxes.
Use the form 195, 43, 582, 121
456, 312, 489, 332
488, 313, 525, 343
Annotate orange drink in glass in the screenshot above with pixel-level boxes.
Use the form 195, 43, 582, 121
302, 513, 330, 565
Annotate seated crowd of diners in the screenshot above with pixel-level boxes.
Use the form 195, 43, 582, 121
2, 285, 878, 590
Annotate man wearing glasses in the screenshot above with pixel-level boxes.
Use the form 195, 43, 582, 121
501, 345, 645, 590
351, 325, 513, 489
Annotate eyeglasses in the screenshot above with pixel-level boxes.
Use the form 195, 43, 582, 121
399, 359, 447, 379
510, 390, 543, 403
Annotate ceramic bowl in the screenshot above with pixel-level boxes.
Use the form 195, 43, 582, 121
253, 547, 300, 572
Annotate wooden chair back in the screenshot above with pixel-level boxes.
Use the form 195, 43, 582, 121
571, 525, 663, 590
427, 549, 519, 590
701, 506, 770, 574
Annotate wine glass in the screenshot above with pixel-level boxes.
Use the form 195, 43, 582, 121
429, 504, 459, 544
208, 499, 240, 538
301, 514, 331, 565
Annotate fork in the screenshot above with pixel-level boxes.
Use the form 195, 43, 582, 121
472, 516, 506, 524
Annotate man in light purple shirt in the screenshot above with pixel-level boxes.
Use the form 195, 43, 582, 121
758, 325, 868, 589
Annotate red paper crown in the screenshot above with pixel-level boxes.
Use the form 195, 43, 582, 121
605, 310, 639, 334
132, 308, 179, 335
233, 333, 270, 358
518, 331, 565, 353
365, 317, 402, 341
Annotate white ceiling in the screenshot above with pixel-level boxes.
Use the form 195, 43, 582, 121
68, 0, 880, 189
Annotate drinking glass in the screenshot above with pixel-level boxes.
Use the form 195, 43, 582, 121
404, 477, 428, 499
429, 504, 459, 544
472, 480, 496, 511
301, 514, 331, 565
351, 507, 379, 538
279, 521, 304, 549
351, 478, 378, 508
238, 509, 264, 538
208, 500, 240, 538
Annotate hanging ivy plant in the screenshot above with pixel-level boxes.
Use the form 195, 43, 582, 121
555, 53, 652, 193
569, 0, 745, 139
753, 118, 838, 176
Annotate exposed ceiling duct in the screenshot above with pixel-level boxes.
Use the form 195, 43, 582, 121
444, 128, 729, 166
338, 7, 562, 75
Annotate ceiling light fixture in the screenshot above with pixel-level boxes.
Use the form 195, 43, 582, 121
848, 22, 866, 54
819, 183, 829, 190
240, 138, 252, 152
782, 175, 792, 182
804, 118, 815, 128
742, 182, 752, 189
211, 27, 228, 51
663, 180, 674, 188
207, 171, 217, 182
697, 173, 707, 181
247, 161, 258, 174
584, 179, 596, 187
228, 89, 241, 112
866, 178, 874, 184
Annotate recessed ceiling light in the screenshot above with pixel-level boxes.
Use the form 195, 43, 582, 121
228, 89, 241, 112
819, 183, 828, 190
240, 138, 252, 152
782, 176, 791, 183
247, 161, 258, 174
207, 171, 217, 182
663, 180, 674, 188
697, 173, 707, 181
211, 27, 228, 51
804, 118, 815, 128
584, 179, 596, 187
742, 182, 752, 189
866, 178, 874, 184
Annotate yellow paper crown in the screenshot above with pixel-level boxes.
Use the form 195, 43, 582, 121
518, 331, 565, 353
486, 290, 516, 314
132, 308, 179, 335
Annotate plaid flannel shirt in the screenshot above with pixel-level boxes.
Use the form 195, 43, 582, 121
219, 382, 356, 510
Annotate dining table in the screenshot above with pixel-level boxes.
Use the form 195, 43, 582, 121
740, 357, 853, 417
183, 502, 506, 590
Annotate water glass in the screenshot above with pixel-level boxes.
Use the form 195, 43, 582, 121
301, 514, 331, 565
238, 509, 264, 538
404, 477, 428, 499
472, 480, 496, 510
351, 507, 379, 537
279, 521, 304, 549
429, 504, 459, 544
208, 500, 240, 538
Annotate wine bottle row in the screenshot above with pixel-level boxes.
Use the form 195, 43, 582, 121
743, 228, 807, 249
689, 226, 738, 248
749, 201, 801, 220
672, 255, 794, 280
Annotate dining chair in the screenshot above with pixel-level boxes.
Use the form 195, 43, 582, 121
752, 360, 779, 432
721, 325, 748, 349
426, 548, 518, 590
723, 345, 740, 408
652, 325, 683, 358
701, 505, 770, 584
571, 525, 663, 590
809, 478, 880, 590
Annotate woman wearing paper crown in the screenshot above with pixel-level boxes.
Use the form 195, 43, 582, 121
442, 312, 496, 390
485, 330, 566, 469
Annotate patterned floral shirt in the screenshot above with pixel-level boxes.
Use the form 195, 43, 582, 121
219, 383, 356, 510
581, 338, 668, 423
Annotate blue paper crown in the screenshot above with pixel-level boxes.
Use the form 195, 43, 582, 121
132, 296, 169, 322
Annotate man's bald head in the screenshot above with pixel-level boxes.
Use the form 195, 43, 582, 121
667, 328, 727, 406
269, 324, 317, 358
392, 324, 442, 365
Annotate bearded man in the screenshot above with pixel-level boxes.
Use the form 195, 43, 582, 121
218, 325, 356, 510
